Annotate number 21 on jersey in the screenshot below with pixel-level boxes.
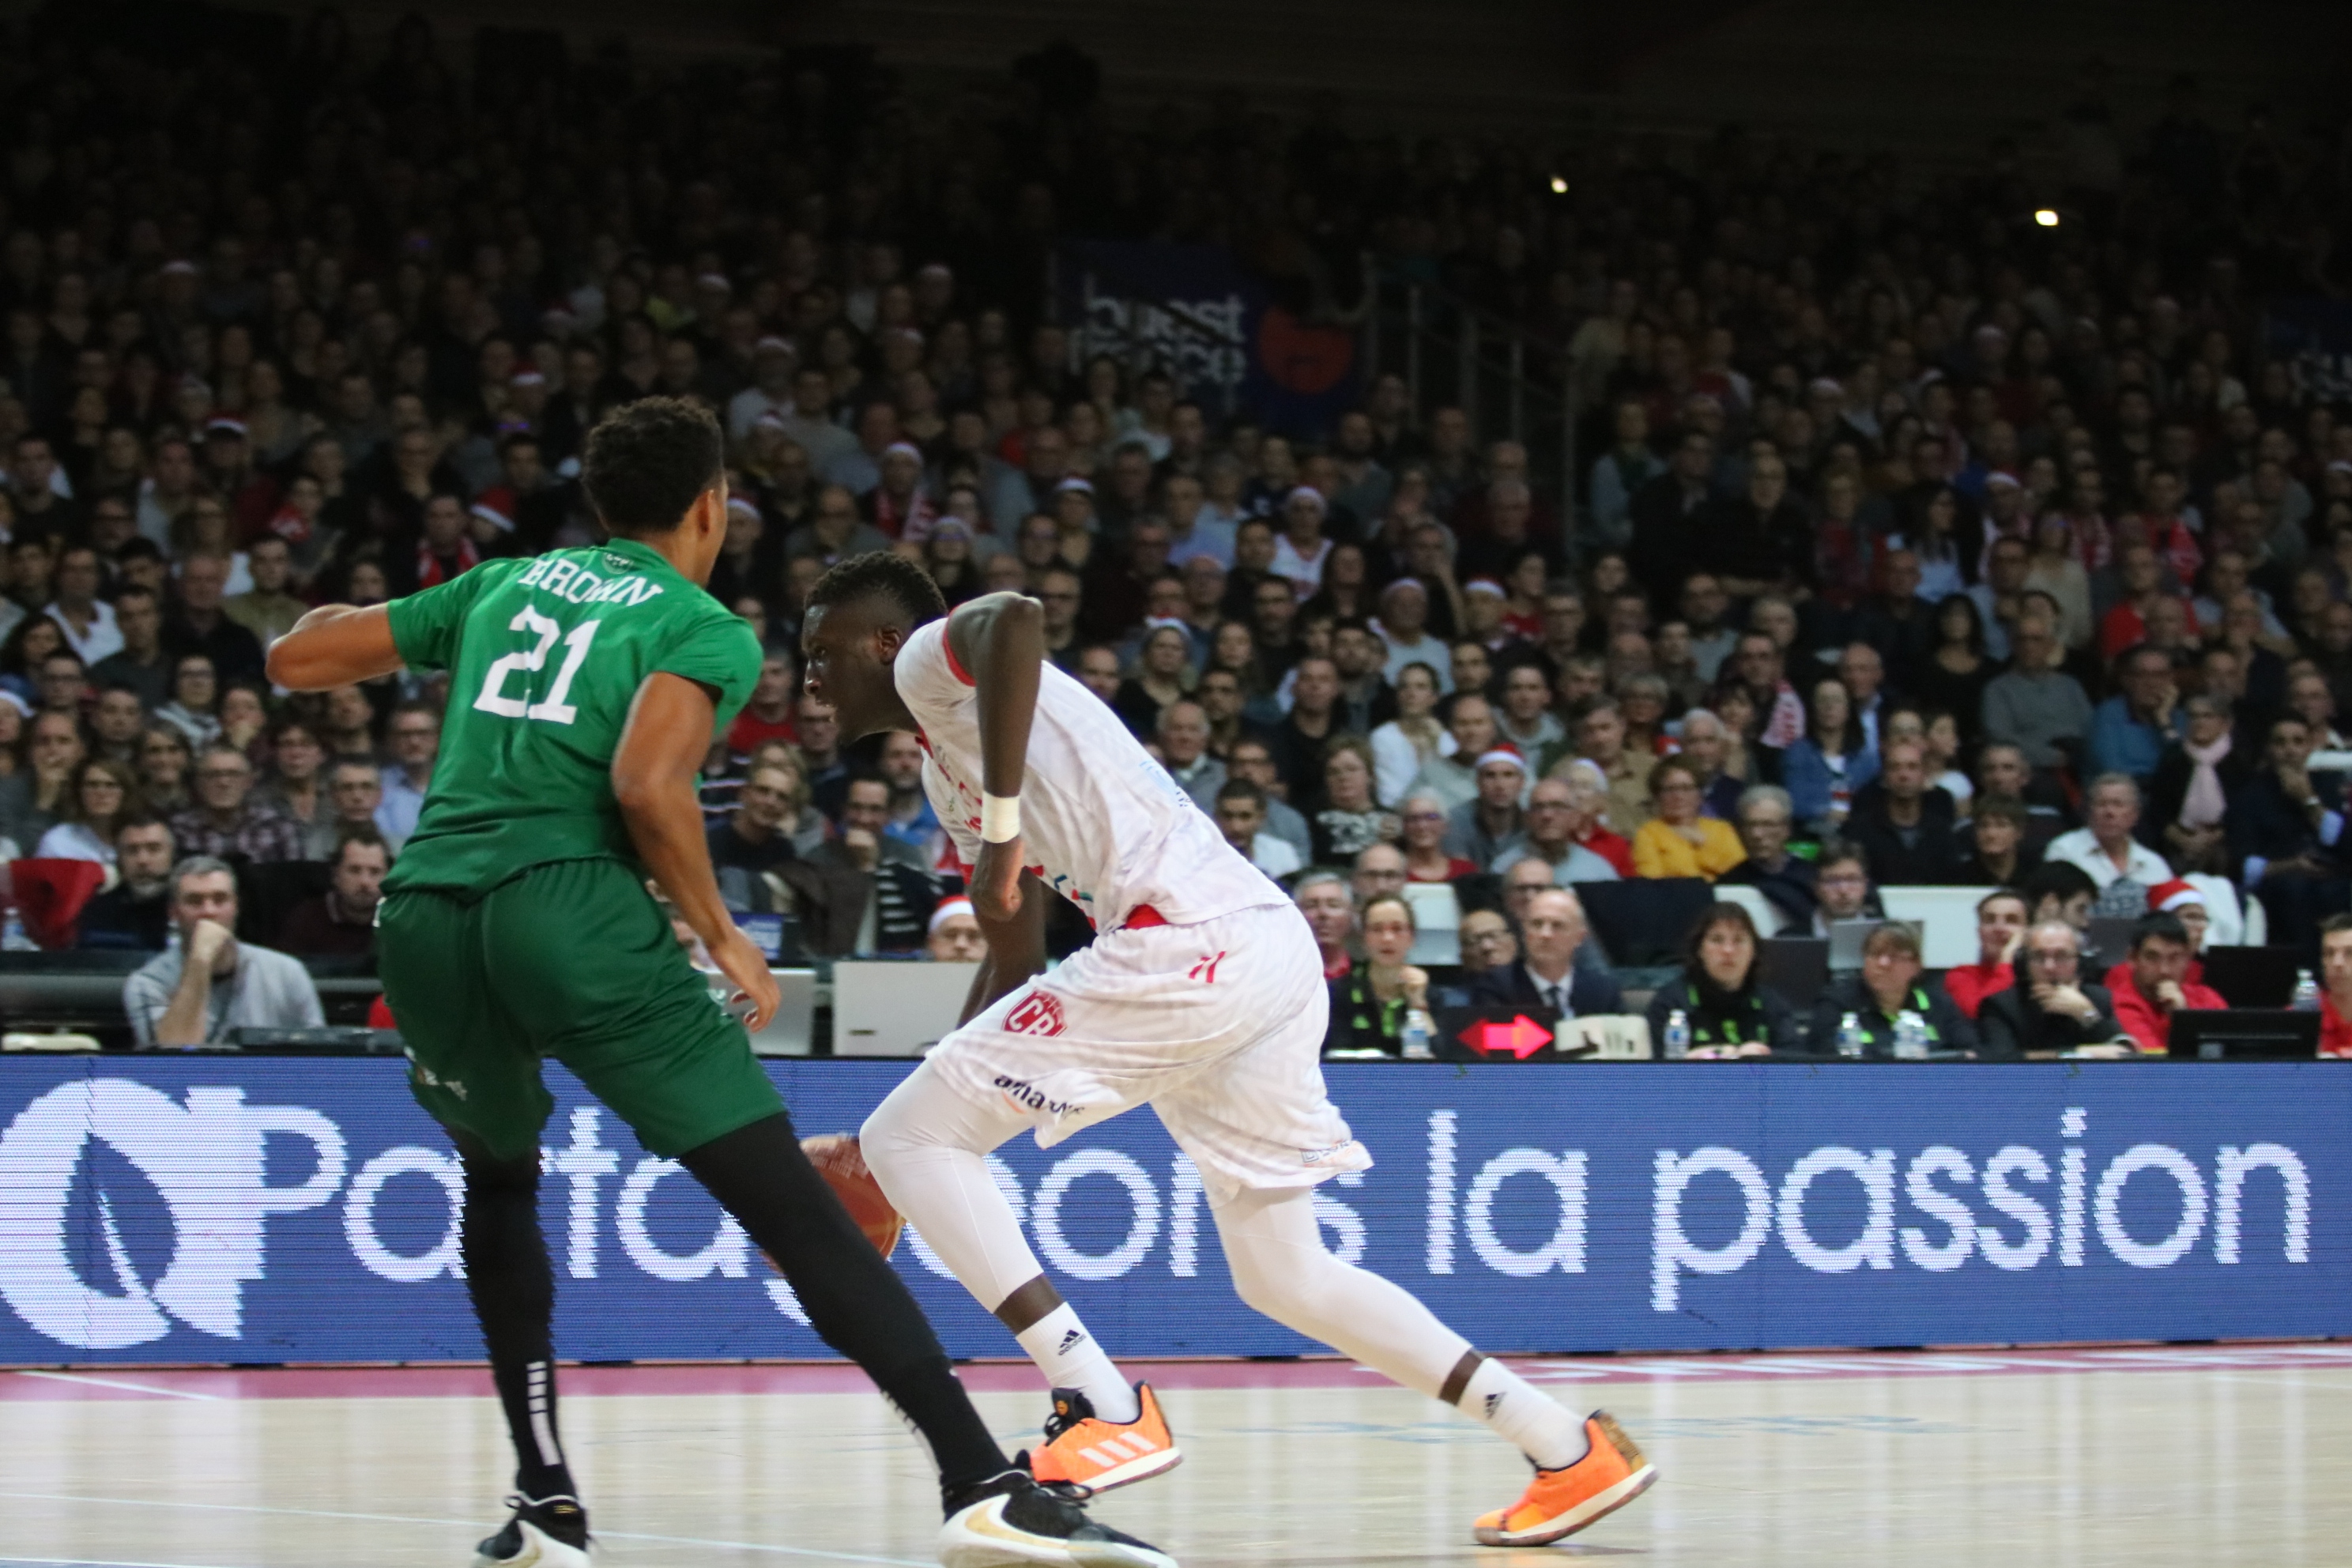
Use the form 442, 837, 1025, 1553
473, 605, 601, 726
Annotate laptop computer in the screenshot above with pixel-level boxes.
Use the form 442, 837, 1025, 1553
737, 968, 819, 1057
2165, 1008, 2322, 1060
831, 960, 981, 1056
2196, 945, 2300, 1008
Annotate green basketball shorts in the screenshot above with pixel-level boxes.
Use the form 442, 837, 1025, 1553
378, 856, 783, 1162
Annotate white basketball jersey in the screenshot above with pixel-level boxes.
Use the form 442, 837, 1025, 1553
894, 616, 1284, 931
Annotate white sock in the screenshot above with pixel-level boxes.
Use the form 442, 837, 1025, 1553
860, 1065, 1140, 1424
1015, 1303, 1139, 1424
1458, 1358, 1590, 1472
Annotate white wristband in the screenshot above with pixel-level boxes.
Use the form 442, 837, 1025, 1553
981, 793, 1022, 842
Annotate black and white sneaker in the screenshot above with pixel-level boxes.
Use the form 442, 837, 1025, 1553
939, 1470, 1175, 1568
472, 1492, 590, 1567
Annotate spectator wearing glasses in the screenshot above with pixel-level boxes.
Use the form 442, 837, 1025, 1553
123, 855, 324, 1046
33, 756, 142, 864
1294, 869, 1356, 979
168, 744, 304, 864
1807, 839, 1883, 937
375, 703, 440, 849
1976, 920, 2125, 1058
1642, 901, 1794, 1058
1396, 793, 1476, 881
1492, 775, 1619, 884
1718, 783, 1815, 934
1630, 756, 1746, 880
1807, 922, 1977, 1057
1457, 906, 1519, 980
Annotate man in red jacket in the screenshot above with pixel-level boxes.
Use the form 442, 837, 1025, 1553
1943, 889, 2030, 1019
2109, 911, 2227, 1054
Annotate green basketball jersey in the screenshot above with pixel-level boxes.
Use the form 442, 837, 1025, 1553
382, 537, 760, 897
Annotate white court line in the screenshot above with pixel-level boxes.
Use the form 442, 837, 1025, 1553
0, 1491, 929, 1567
11, 1372, 220, 1401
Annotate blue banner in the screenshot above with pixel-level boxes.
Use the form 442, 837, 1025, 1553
0, 1059, 2344, 1365
1057, 239, 1359, 439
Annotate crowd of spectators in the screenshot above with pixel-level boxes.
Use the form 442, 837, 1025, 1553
1, 20, 2350, 1055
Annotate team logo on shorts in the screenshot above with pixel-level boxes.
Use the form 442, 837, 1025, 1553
1005, 989, 1067, 1037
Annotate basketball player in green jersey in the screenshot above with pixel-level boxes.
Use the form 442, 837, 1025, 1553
268, 398, 1172, 1568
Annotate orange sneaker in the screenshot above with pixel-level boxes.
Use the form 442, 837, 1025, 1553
1026, 1383, 1182, 1497
1472, 1411, 1657, 1547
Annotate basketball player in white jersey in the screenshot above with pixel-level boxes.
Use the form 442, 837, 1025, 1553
801, 555, 1656, 1549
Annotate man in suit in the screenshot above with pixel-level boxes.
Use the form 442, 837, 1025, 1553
1977, 920, 2125, 1057
1466, 888, 1623, 1022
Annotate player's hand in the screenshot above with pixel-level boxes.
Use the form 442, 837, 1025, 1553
187, 918, 234, 971
711, 927, 781, 1033
971, 835, 1026, 925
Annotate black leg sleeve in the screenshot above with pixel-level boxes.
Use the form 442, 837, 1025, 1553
679, 1111, 1011, 1493
458, 1140, 576, 1501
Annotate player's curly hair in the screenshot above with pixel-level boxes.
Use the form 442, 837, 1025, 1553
808, 550, 948, 628
581, 397, 724, 535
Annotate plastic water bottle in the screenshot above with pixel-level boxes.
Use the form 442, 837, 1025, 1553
1893, 1010, 1929, 1060
1663, 1008, 1691, 1060
0, 908, 32, 952
1400, 1008, 1434, 1060
1836, 1011, 1865, 1058
2291, 970, 2320, 1012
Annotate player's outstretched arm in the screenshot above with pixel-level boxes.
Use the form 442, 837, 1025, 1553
266, 604, 405, 691
613, 671, 782, 1032
944, 591, 1044, 924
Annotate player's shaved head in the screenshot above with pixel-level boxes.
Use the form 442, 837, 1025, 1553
581, 396, 724, 534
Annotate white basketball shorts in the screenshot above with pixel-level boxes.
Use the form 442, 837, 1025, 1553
912, 899, 1372, 1204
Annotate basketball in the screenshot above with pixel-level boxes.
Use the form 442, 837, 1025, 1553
801, 1133, 903, 1259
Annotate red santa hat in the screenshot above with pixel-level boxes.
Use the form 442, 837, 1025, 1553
2147, 878, 2205, 914
1473, 744, 1527, 774
928, 896, 976, 934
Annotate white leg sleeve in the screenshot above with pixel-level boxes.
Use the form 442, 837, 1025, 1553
1212, 1185, 1587, 1467
859, 1057, 1041, 1311
1210, 1184, 1472, 1400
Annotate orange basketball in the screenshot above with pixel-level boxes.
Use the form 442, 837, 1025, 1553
801, 1133, 904, 1258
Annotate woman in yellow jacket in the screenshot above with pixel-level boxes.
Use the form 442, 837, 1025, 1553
1632, 756, 1748, 880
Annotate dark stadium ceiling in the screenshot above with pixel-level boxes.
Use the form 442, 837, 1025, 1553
56, 0, 2352, 153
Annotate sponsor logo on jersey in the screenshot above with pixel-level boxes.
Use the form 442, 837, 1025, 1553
993, 1073, 1084, 1118
1005, 989, 1069, 1038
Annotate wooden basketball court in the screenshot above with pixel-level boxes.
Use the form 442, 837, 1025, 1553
3, 1344, 2346, 1566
